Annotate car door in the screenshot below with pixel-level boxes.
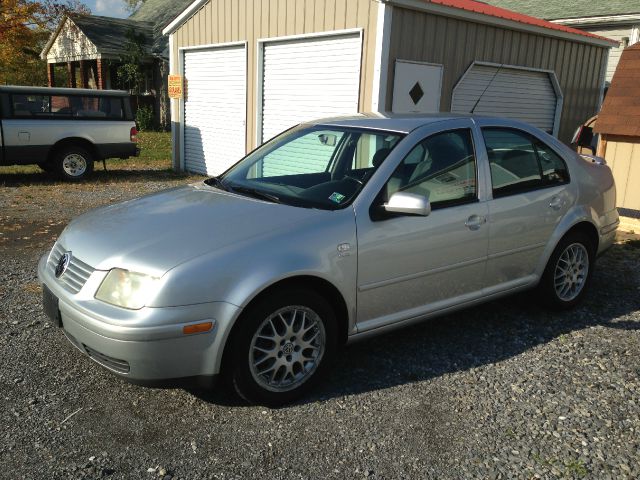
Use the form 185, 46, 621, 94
479, 125, 575, 290
354, 123, 489, 332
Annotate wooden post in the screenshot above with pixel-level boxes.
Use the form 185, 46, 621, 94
67, 62, 76, 88
597, 134, 608, 159
47, 63, 55, 87
79, 60, 88, 88
96, 59, 105, 89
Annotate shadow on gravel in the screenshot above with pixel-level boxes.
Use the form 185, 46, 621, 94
0, 168, 195, 187
191, 245, 640, 407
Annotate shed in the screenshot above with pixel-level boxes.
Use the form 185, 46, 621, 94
163, 0, 617, 175
594, 43, 640, 221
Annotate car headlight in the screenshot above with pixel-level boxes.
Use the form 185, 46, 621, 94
95, 268, 160, 310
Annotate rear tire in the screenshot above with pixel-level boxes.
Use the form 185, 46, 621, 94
53, 145, 94, 181
538, 231, 595, 310
228, 289, 337, 407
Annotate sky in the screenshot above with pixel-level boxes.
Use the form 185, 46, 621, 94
81, 0, 130, 19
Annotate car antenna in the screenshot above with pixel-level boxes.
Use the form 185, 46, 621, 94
470, 64, 504, 114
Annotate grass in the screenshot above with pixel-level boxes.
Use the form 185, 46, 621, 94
129, 130, 172, 168
0, 130, 172, 175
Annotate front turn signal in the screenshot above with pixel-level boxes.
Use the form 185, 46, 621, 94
183, 321, 214, 335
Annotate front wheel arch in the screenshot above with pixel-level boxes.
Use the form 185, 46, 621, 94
219, 277, 349, 382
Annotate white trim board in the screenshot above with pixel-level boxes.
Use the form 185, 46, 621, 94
371, 3, 393, 112
553, 14, 640, 26
163, 0, 208, 35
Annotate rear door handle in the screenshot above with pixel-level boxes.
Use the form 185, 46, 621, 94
549, 196, 563, 211
465, 214, 486, 230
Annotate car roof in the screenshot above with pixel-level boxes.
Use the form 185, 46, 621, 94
0, 85, 129, 97
309, 112, 488, 134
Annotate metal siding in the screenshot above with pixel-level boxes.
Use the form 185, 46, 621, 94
172, 0, 377, 156
183, 46, 246, 175
587, 26, 636, 82
387, 7, 608, 143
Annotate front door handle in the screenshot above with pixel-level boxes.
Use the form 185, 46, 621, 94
465, 214, 486, 230
549, 196, 564, 211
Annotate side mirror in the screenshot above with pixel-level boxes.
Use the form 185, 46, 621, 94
384, 192, 431, 216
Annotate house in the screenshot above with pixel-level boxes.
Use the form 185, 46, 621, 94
483, 1, 640, 83
593, 43, 640, 225
40, 0, 192, 128
161, 0, 616, 176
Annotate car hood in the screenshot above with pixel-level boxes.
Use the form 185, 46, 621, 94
56, 183, 329, 275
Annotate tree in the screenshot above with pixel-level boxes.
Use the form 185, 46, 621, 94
0, 0, 90, 85
123, 0, 146, 13
116, 28, 147, 94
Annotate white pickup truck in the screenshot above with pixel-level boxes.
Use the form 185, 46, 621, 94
0, 86, 139, 180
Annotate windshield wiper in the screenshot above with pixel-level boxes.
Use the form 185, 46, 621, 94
228, 185, 282, 204
205, 176, 230, 191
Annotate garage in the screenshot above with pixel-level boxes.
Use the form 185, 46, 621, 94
182, 45, 246, 175
259, 32, 362, 143
164, 0, 615, 174
451, 63, 561, 135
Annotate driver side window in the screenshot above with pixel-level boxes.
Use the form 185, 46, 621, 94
384, 129, 477, 208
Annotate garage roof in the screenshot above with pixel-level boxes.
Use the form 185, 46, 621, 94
388, 0, 618, 46
594, 44, 640, 137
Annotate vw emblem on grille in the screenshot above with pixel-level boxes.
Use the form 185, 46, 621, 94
55, 252, 72, 278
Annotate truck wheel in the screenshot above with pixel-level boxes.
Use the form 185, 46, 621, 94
228, 289, 337, 407
54, 145, 94, 181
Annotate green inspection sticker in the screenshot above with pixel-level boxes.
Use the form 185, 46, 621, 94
329, 192, 346, 203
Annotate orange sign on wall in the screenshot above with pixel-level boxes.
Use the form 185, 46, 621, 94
168, 75, 183, 99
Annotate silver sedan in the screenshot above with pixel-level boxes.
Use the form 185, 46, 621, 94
38, 114, 619, 405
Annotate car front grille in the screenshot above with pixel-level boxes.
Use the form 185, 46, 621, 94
48, 243, 95, 294
82, 344, 130, 374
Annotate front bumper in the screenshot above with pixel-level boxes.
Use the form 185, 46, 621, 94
38, 254, 240, 382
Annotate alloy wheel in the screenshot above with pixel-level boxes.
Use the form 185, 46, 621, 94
554, 243, 589, 302
249, 306, 326, 392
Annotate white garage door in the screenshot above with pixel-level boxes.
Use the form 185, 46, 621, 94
260, 33, 362, 143
451, 64, 559, 134
183, 46, 246, 175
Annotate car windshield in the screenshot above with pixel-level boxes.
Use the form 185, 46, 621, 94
213, 125, 404, 210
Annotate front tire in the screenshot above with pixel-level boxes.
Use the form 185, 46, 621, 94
53, 145, 94, 181
229, 289, 337, 406
538, 231, 595, 309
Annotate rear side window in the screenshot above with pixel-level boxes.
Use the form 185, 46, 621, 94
482, 128, 568, 198
10, 94, 124, 120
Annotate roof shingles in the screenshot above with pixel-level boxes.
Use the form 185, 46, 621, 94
594, 44, 640, 137
479, 1, 640, 21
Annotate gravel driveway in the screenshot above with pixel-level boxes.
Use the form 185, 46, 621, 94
1, 168, 639, 479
